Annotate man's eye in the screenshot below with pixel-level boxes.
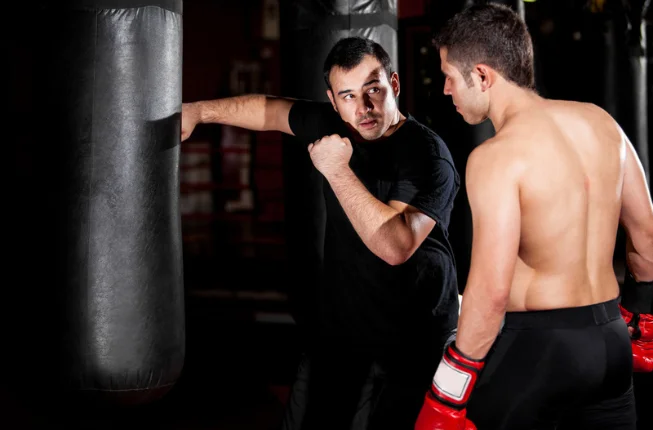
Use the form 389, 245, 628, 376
344, 94, 354, 100
368, 88, 380, 94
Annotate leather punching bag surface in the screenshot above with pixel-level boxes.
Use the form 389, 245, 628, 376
601, 0, 649, 183
279, 0, 397, 345
40, 0, 185, 405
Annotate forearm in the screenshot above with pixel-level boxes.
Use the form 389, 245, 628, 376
191, 95, 291, 132
327, 167, 414, 265
455, 282, 507, 360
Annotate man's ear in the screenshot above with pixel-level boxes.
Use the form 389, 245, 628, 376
327, 89, 338, 112
475, 64, 494, 92
390, 72, 400, 98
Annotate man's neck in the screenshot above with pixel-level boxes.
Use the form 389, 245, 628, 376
488, 83, 540, 133
382, 110, 407, 138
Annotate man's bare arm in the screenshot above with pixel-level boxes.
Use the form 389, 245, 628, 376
620, 130, 653, 281
181, 95, 295, 141
456, 143, 522, 359
326, 167, 436, 266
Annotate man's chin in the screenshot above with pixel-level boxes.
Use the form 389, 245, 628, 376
357, 126, 386, 141
462, 114, 487, 126
360, 132, 384, 141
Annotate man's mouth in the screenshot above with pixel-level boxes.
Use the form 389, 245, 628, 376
359, 118, 378, 129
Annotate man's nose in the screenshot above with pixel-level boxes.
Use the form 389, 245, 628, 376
357, 94, 373, 115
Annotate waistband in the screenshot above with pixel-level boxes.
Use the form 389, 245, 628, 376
503, 298, 621, 330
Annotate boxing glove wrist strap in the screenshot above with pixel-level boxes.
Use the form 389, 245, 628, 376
430, 343, 485, 410
622, 270, 653, 314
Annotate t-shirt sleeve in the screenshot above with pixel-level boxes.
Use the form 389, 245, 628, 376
388, 154, 460, 226
288, 100, 346, 144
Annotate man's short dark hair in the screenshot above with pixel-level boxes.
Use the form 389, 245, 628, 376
323, 37, 394, 90
434, 3, 535, 89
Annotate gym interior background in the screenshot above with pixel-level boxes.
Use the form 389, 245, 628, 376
6, 0, 652, 428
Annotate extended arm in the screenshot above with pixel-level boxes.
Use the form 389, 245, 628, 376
181, 95, 295, 141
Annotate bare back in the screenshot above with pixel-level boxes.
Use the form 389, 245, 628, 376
505, 100, 626, 311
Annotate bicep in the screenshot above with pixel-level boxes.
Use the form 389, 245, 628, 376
265, 97, 295, 135
620, 136, 653, 239
465, 150, 521, 299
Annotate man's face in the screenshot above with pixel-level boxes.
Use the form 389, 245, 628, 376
326, 55, 400, 141
440, 48, 488, 125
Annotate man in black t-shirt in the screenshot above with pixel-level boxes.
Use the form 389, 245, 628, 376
182, 37, 460, 429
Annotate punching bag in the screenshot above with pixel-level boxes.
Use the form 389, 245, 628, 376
623, 0, 649, 184
604, 0, 649, 183
647, 2, 653, 186
39, 0, 185, 405
279, 0, 397, 344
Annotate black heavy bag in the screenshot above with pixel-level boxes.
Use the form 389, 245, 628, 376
601, 0, 649, 183
638, 8, 653, 419
39, 0, 185, 405
279, 0, 397, 343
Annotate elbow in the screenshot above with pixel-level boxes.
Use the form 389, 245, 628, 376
467, 277, 510, 311
378, 216, 419, 266
639, 217, 653, 247
486, 285, 511, 312
382, 242, 417, 266
627, 225, 653, 277
646, 225, 653, 250
627, 239, 653, 282
489, 290, 510, 311
636, 214, 653, 250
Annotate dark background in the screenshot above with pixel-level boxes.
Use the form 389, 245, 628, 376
6, 0, 652, 428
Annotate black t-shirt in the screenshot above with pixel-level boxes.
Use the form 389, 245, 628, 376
288, 100, 461, 354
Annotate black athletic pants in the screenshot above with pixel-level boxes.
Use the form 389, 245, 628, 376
466, 298, 637, 430
279, 329, 456, 430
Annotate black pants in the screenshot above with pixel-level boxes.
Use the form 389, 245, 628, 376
467, 298, 636, 430
279, 333, 455, 430
279, 352, 428, 430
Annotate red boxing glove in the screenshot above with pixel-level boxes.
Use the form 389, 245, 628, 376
619, 304, 653, 373
619, 271, 653, 373
415, 343, 484, 430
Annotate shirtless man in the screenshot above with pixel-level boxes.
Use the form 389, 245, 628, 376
414, 4, 652, 429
